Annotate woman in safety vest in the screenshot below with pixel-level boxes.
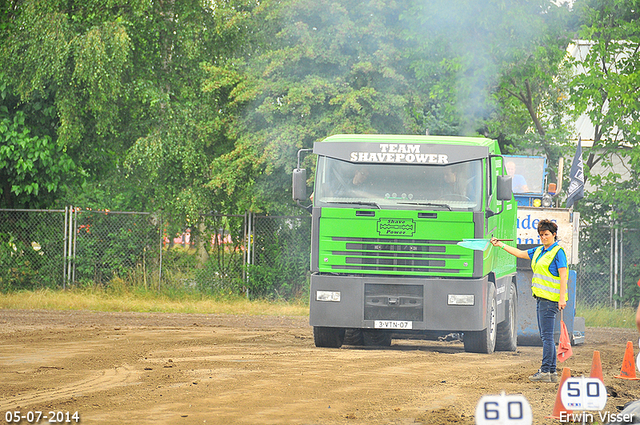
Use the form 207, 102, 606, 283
491, 219, 568, 383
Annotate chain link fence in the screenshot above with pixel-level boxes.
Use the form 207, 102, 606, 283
247, 215, 311, 298
0, 208, 162, 290
73, 209, 161, 287
576, 224, 640, 308
0, 209, 67, 290
3, 208, 640, 305
176, 213, 249, 293
0, 209, 311, 299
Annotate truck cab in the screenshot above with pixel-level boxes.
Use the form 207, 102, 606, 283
293, 134, 518, 353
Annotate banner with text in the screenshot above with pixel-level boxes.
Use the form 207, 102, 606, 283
517, 207, 579, 264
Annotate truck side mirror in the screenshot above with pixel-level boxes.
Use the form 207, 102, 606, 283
497, 176, 513, 201
292, 168, 307, 201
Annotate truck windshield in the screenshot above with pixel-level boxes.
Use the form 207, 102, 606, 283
314, 157, 483, 211
503, 155, 545, 194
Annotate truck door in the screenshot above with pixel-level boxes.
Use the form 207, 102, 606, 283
486, 155, 503, 234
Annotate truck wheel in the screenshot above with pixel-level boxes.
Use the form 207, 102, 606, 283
313, 326, 345, 348
463, 284, 497, 354
496, 282, 517, 351
343, 328, 365, 346
363, 330, 392, 347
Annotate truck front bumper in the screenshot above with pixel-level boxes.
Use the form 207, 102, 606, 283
309, 274, 492, 332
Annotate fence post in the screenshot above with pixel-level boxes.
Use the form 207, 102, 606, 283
67, 205, 74, 288
615, 227, 619, 308
246, 212, 253, 298
158, 212, 163, 288
607, 223, 624, 310
610, 224, 614, 307
63, 206, 68, 289
620, 229, 624, 302
72, 207, 77, 284
242, 211, 247, 283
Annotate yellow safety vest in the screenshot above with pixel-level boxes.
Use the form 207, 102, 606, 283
531, 245, 568, 302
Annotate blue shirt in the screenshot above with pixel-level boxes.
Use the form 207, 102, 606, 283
512, 174, 528, 192
527, 241, 568, 277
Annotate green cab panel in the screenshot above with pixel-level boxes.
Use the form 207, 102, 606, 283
317, 208, 478, 278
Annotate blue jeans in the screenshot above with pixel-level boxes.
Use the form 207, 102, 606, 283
537, 297, 559, 373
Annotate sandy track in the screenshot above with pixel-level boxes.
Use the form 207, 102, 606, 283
1, 309, 639, 424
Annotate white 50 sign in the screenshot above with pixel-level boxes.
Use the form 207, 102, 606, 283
560, 377, 607, 410
475, 393, 532, 425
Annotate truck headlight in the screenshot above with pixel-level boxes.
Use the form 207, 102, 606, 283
316, 291, 341, 302
448, 294, 474, 306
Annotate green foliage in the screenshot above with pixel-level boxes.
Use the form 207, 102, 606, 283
569, 0, 640, 286
0, 0, 586, 217
0, 210, 66, 291
0, 109, 76, 208
0, 233, 41, 292
245, 216, 310, 299
1, 0, 262, 217
117, 0, 262, 217
405, 0, 574, 139
207, 0, 423, 212
194, 257, 245, 295
72, 210, 159, 286
69, 21, 131, 139
571, 0, 640, 169
4, 0, 640, 300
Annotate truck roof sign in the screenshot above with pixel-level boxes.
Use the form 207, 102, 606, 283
313, 141, 490, 165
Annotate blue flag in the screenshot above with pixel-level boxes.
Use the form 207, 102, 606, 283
566, 137, 584, 208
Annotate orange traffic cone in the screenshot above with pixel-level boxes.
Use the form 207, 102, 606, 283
590, 350, 604, 383
546, 367, 572, 419
615, 341, 640, 380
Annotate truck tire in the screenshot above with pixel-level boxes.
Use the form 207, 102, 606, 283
313, 326, 345, 348
343, 328, 365, 346
463, 284, 497, 354
496, 282, 518, 351
363, 330, 392, 347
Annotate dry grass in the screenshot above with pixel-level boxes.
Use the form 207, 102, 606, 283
577, 304, 637, 329
2, 290, 634, 329
0, 288, 309, 317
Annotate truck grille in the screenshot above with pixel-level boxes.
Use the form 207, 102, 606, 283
364, 283, 424, 321
331, 237, 460, 273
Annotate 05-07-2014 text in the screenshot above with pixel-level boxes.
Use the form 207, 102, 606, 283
4, 411, 80, 424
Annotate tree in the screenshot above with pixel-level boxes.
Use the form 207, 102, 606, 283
566, 0, 640, 306
122, 0, 262, 219
489, 2, 577, 186
206, 0, 423, 213
403, 0, 577, 184
0, 2, 79, 208
571, 0, 640, 166
1, 0, 143, 209
0, 106, 76, 208
1, 0, 260, 219
569, 0, 640, 225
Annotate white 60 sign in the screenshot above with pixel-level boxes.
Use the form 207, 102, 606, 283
475, 393, 532, 425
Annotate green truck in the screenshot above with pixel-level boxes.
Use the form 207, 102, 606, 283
292, 134, 518, 353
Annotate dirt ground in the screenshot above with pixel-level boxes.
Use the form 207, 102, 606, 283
1, 310, 640, 425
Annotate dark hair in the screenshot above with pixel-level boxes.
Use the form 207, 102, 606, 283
537, 219, 558, 240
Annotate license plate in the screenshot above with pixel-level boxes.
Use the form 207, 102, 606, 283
374, 320, 412, 330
